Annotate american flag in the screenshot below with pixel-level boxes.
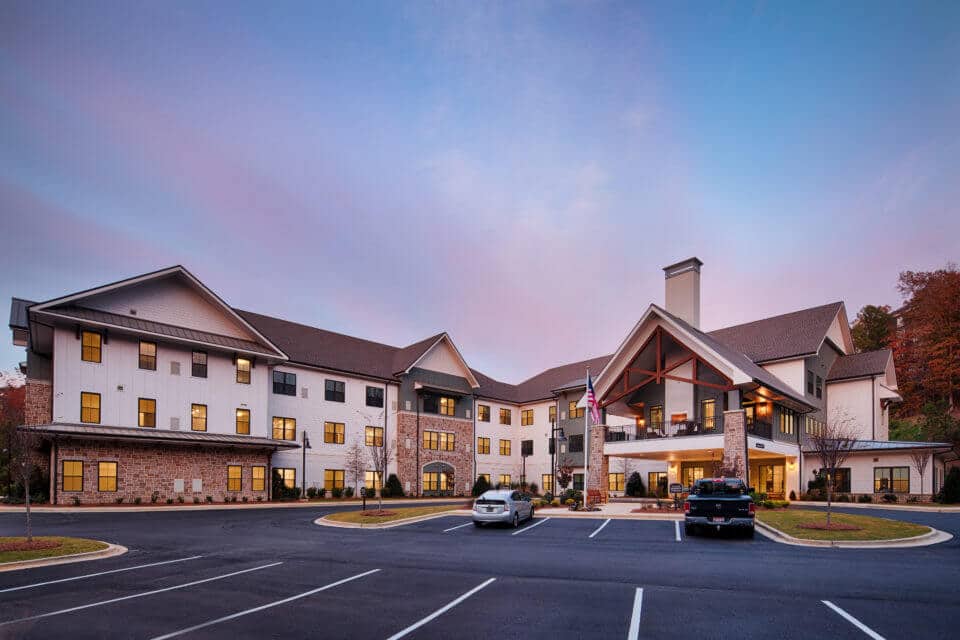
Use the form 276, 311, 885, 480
586, 373, 601, 424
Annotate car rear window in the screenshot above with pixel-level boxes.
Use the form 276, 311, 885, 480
475, 498, 506, 505
694, 480, 744, 495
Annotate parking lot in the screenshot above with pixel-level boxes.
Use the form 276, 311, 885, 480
0, 505, 957, 639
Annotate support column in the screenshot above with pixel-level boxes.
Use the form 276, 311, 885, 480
722, 409, 747, 479
586, 424, 609, 504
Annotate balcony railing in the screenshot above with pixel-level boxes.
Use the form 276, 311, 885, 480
605, 418, 724, 442
746, 418, 773, 440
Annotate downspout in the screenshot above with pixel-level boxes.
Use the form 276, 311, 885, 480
416, 388, 421, 496
51, 438, 57, 505
472, 397, 477, 493
384, 382, 389, 487
871, 377, 876, 440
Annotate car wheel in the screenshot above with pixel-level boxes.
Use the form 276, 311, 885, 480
746, 526, 755, 539
473, 521, 483, 528
513, 512, 520, 528
684, 523, 695, 536
528, 507, 535, 522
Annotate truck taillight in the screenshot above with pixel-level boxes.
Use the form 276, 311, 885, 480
749, 503, 756, 514
683, 501, 690, 513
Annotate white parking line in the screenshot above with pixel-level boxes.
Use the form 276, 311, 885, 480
0, 555, 204, 594
822, 601, 886, 640
511, 517, 551, 536
150, 568, 381, 640
443, 522, 473, 533
386, 577, 496, 640
627, 587, 643, 640
588, 519, 611, 539
674, 521, 681, 542
0, 562, 282, 626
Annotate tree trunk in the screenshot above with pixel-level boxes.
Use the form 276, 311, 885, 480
25, 474, 32, 543
825, 473, 832, 528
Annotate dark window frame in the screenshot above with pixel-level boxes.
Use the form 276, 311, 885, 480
322, 421, 343, 444
62, 460, 83, 492
874, 466, 910, 494
815, 375, 823, 399
274, 467, 296, 490
439, 396, 455, 416
422, 430, 439, 450
521, 409, 534, 426
138, 340, 157, 371
138, 397, 156, 428
365, 425, 384, 447
499, 408, 512, 425
273, 416, 297, 441
80, 392, 101, 424
569, 401, 585, 420
325, 379, 345, 403
236, 408, 251, 435
227, 465, 242, 492
273, 370, 297, 396
477, 436, 490, 454
252, 465, 266, 491
365, 386, 384, 408
521, 440, 533, 456
499, 439, 511, 456
568, 433, 584, 453
806, 370, 815, 394
98, 461, 118, 492
81, 330, 102, 363
191, 403, 207, 432
191, 351, 208, 378
236, 357, 251, 384
478, 404, 490, 422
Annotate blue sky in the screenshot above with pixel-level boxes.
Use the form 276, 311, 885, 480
1, 1, 958, 381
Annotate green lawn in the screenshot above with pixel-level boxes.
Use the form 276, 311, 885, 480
758, 509, 930, 541
325, 505, 461, 525
0, 536, 109, 563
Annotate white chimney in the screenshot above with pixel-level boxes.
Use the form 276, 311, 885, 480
663, 257, 703, 328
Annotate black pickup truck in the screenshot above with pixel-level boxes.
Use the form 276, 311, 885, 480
683, 477, 756, 537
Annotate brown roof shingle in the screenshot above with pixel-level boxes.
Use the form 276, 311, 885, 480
707, 302, 844, 363
827, 349, 891, 382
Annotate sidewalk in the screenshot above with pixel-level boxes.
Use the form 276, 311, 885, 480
0, 497, 465, 515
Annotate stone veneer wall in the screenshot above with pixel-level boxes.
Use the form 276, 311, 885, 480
722, 409, 746, 479
586, 424, 609, 504
23, 380, 52, 426
396, 411, 474, 496
52, 440, 272, 504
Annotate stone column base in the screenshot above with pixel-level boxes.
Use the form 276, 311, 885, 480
586, 424, 609, 504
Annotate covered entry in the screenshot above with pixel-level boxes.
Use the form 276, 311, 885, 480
422, 462, 455, 497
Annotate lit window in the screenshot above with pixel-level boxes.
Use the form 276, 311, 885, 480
322, 421, 343, 444
874, 467, 909, 493
422, 430, 439, 450
701, 399, 716, 429
478, 404, 490, 422
192, 351, 208, 378
81, 392, 101, 424
498, 474, 511, 487
98, 461, 118, 492
479, 473, 491, 484
608, 473, 625, 492
81, 331, 101, 363
191, 404, 207, 431
236, 409, 250, 435
62, 460, 83, 492
439, 432, 455, 451
549, 405, 557, 424
227, 465, 242, 492
273, 370, 297, 396
477, 437, 490, 454
499, 439, 511, 456
423, 471, 449, 492
273, 416, 297, 441
648, 472, 668, 497
364, 470, 382, 491
521, 409, 534, 426
779, 408, 796, 435
569, 401, 584, 420
439, 396, 455, 416
366, 386, 384, 407
324, 469, 344, 490
541, 474, 553, 493
138, 398, 156, 428
139, 341, 157, 370
499, 408, 512, 425
325, 379, 345, 402
252, 466, 266, 491
236, 357, 251, 384
274, 467, 296, 489
365, 426, 384, 447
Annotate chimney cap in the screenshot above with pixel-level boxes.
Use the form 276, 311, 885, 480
663, 257, 703, 278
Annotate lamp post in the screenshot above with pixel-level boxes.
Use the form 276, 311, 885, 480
301, 431, 311, 498
550, 423, 566, 495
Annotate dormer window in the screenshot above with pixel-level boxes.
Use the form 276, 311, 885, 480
81, 331, 101, 363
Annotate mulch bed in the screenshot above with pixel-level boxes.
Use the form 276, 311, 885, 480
797, 522, 862, 531
631, 507, 675, 513
360, 510, 396, 517
0, 539, 62, 552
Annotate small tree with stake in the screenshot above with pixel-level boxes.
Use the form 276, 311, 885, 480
368, 437, 395, 513
556, 456, 574, 492
910, 450, 931, 496
345, 439, 366, 496
9, 427, 42, 542
809, 410, 860, 527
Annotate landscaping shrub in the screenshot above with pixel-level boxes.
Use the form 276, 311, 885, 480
543, 491, 554, 503
166, 498, 174, 504
788, 490, 797, 501
383, 474, 404, 498
565, 498, 576, 506
625, 472, 645, 497
838, 494, 851, 502
151, 491, 160, 504
193, 496, 201, 504
344, 487, 355, 498
177, 495, 184, 503
882, 493, 898, 503
857, 494, 872, 503
528, 483, 538, 495
115, 497, 124, 504
242, 496, 249, 503
906, 496, 919, 503
942, 468, 960, 504
256, 495, 263, 502
205, 495, 213, 503
71, 496, 80, 506
550, 498, 561, 507
332, 487, 344, 498
306, 487, 318, 499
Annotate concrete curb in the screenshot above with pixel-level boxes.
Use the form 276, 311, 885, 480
791, 501, 960, 514
0, 542, 127, 572
0, 498, 462, 515
755, 520, 953, 549
315, 510, 470, 529
533, 509, 683, 521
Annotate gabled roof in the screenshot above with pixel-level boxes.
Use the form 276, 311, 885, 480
708, 301, 845, 363
9, 298, 33, 330
393, 332, 480, 388
28, 266, 287, 359
472, 354, 613, 404
827, 349, 892, 382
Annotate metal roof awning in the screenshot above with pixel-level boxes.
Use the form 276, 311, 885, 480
413, 381, 470, 397
19, 423, 301, 449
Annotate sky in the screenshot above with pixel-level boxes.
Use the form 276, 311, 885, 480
1, 1, 958, 382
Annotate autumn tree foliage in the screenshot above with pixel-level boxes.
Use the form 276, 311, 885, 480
851, 305, 895, 353
1, 372, 26, 496
892, 264, 960, 416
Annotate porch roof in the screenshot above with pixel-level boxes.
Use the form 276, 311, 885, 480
801, 440, 952, 454
19, 423, 301, 449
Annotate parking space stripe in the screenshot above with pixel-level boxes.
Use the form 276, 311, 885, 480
588, 519, 611, 539
443, 522, 473, 533
149, 568, 381, 640
627, 588, 643, 640
510, 517, 550, 536
822, 601, 886, 640
0, 555, 204, 594
386, 577, 496, 640
674, 521, 681, 542
0, 561, 282, 627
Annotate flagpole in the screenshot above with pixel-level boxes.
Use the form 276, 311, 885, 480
584, 368, 590, 507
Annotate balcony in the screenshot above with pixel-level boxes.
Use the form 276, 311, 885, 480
746, 418, 773, 440
605, 417, 723, 442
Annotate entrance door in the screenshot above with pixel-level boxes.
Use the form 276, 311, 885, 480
757, 464, 784, 497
